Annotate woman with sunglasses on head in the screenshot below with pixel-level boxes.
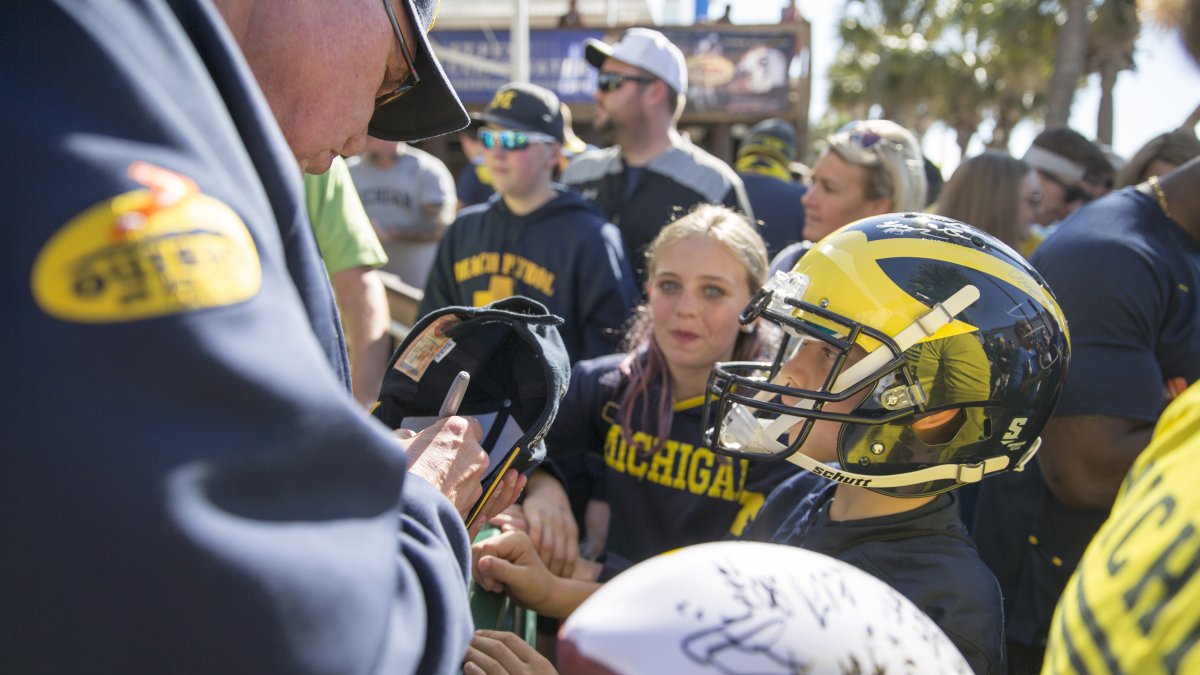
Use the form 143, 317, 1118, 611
419, 82, 637, 364
770, 119, 927, 275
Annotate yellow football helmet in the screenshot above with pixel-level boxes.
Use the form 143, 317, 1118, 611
704, 213, 1071, 497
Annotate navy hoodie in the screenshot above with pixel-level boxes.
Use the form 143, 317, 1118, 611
420, 186, 637, 363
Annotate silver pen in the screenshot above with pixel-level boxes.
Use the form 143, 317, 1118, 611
439, 371, 470, 418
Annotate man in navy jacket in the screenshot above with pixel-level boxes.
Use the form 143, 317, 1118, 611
3, 1, 520, 672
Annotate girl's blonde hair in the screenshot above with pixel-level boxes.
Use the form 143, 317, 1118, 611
619, 204, 776, 455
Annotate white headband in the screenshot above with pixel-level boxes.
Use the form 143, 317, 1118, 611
1023, 145, 1087, 182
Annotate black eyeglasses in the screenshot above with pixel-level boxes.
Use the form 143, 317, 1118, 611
375, 0, 421, 109
597, 71, 657, 93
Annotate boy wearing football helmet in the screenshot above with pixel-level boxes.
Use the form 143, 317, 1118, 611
705, 212, 1070, 675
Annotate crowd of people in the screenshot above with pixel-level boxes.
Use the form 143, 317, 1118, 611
8, 0, 1200, 673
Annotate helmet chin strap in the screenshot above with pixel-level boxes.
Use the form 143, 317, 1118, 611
721, 284, 983, 458
782, 445, 1025, 489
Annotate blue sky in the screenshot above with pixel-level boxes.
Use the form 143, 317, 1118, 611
688, 1, 1200, 174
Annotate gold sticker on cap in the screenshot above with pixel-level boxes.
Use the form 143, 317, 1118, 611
394, 314, 460, 380
32, 162, 261, 323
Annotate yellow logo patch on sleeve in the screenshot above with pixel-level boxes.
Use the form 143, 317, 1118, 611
32, 162, 262, 323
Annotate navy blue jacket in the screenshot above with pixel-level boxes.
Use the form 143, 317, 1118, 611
746, 474, 1006, 675
420, 187, 637, 363
3, 2, 472, 672
738, 171, 807, 259
974, 187, 1200, 650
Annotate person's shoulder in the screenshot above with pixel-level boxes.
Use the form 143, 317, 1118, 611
545, 187, 610, 226
651, 137, 744, 200
445, 200, 493, 231
562, 146, 622, 183
1041, 188, 1151, 242
345, 155, 375, 179
742, 171, 807, 198
563, 353, 628, 404
1033, 189, 1175, 270
403, 144, 439, 163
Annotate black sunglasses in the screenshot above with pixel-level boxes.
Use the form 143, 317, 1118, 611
597, 71, 657, 93
375, 0, 421, 109
1039, 171, 1093, 205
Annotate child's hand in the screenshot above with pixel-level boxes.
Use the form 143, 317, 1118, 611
463, 629, 557, 675
472, 530, 556, 612
488, 503, 529, 533
520, 471, 580, 578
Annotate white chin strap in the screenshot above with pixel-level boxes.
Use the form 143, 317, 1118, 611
719, 285, 1035, 488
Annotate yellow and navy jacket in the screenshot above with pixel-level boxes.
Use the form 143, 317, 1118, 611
561, 139, 753, 279
5, 2, 472, 672
737, 169, 808, 260
546, 353, 802, 578
1045, 381, 1200, 675
419, 186, 637, 363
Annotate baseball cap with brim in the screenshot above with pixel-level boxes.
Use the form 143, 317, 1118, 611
584, 27, 688, 95
369, 0, 470, 142
476, 82, 565, 142
372, 296, 570, 524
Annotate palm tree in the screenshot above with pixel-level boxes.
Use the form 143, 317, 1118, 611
827, 0, 953, 137
977, 0, 1057, 149
824, 0, 1139, 156
1086, 0, 1139, 145
1044, 0, 1092, 126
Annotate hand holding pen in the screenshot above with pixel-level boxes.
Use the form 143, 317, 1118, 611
402, 370, 490, 520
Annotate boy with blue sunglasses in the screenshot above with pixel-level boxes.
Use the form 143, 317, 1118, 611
420, 82, 637, 364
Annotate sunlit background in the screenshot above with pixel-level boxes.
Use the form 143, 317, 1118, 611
690, 1, 1200, 175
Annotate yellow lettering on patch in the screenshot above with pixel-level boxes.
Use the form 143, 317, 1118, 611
32, 162, 260, 323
